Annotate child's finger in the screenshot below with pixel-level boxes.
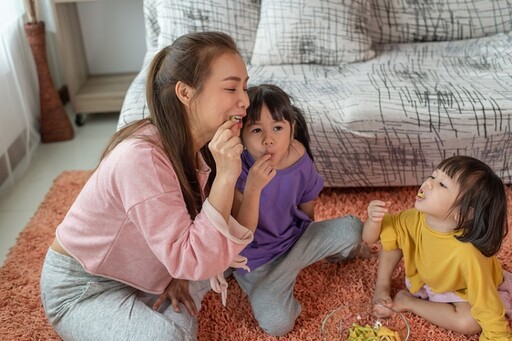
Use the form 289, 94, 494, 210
371, 200, 389, 208
253, 154, 272, 165
371, 211, 386, 218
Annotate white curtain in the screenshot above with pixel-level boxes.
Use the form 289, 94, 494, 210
0, 0, 40, 193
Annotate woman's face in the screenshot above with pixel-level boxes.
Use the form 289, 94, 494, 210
189, 52, 249, 147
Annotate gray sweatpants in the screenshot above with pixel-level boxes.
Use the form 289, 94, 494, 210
233, 215, 363, 336
40, 249, 210, 341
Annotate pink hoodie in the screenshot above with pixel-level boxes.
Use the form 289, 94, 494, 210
57, 125, 253, 295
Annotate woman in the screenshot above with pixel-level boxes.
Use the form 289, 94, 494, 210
40, 31, 253, 340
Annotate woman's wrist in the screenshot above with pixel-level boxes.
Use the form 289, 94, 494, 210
212, 173, 238, 188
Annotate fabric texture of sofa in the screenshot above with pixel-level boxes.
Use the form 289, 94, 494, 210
118, 0, 512, 187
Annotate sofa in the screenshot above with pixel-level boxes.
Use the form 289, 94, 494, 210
117, 0, 512, 187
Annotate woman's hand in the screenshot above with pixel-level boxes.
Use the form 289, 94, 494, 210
153, 278, 198, 316
208, 119, 245, 222
208, 119, 244, 183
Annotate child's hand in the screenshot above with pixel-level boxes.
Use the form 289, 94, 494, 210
367, 200, 391, 223
246, 154, 276, 192
372, 288, 394, 318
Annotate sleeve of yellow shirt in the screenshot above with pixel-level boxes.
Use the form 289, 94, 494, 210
380, 211, 401, 251
461, 254, 511, 340
380, 209, 420, 252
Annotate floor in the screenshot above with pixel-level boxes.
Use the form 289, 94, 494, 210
0, 109, 119, 266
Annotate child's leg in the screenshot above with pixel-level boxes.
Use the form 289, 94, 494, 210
293, 214, 365, 265
234, 215, 363, 336
393, 290, 481, 334
41, 249, 209, 340
234, 261, 300, 336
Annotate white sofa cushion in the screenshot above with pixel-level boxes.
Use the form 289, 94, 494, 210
250, 0, 375, 66
155, 0, 260, 62
370, 0, 512, 44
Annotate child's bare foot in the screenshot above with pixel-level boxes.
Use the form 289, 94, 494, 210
351, 242, 374, 259
325, 242, 375, 263
392, 289, 416, 312
373, 288, 393, 318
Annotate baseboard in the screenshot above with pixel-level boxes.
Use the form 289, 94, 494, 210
0, 131, 27, 191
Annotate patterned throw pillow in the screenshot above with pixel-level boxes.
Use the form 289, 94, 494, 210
156, 0, 261, 62
370, 0, 512, 44
250, 0, 375, 66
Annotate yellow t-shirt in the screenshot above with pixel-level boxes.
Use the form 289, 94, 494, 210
381, 208, 511, 341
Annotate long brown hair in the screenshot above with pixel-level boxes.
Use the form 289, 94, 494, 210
101, 32, 241, 218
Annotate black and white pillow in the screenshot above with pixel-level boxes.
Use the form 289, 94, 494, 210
370, 0, 512, 44
250, 0, 375, 66
156, 0, 261, 62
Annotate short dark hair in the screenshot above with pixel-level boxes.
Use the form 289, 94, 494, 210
437, 155, 508, 256
244, 84, 314, 160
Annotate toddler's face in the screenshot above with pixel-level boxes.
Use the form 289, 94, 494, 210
242, 104, 292, 168
415, 169, 460, 230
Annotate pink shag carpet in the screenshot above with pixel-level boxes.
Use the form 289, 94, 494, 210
1, 171, 511, 340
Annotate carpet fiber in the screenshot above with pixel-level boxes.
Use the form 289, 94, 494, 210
1, 171, 511, 340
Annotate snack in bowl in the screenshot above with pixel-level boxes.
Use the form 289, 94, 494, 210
321, 303, 410, 341
347, 323, 401, 340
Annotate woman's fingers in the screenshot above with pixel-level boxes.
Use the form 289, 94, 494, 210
152, 293, 166, 311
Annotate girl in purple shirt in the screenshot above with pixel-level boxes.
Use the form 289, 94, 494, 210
232, 84, 368, 336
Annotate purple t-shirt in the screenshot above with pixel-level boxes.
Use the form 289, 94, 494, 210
235, 150, 324, 274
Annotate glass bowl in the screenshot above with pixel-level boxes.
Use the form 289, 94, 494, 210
321, 302, 410, 340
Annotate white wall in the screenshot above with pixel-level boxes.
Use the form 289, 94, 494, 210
41, 0, 146, 86
77, 0, 146, 75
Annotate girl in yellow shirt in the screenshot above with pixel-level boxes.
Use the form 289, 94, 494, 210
363, 155, 512, 341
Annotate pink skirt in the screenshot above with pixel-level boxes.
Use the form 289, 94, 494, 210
406, 271, 512, 318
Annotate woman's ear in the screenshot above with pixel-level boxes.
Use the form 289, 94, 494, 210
175, 81, 194, 107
